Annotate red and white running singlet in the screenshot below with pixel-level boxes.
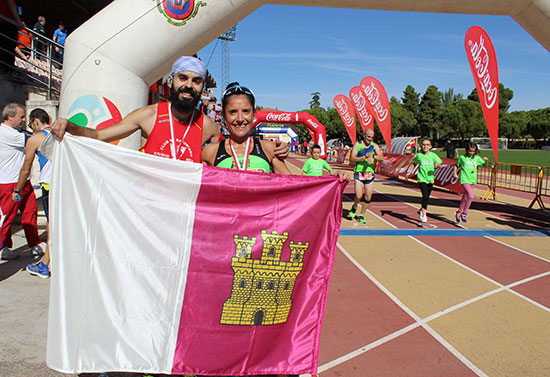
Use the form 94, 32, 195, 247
140, 102, 203, 163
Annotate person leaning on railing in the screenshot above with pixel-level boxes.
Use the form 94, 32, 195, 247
0, 0, 23, 74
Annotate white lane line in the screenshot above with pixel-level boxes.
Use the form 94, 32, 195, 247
320, 243, 488, 376
484, 235, 550, 263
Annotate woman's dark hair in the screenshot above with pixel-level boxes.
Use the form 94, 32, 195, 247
465, 141, 479, 155
29, 108, 50, 125
221, 82, 255, 110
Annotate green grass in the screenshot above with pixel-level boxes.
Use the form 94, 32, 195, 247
434, 149, 550, 167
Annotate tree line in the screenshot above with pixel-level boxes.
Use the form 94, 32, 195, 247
298, 85, 550, 146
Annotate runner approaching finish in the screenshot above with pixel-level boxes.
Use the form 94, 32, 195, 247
409, 139, 442, 223
12, 108, 52, 278
302, 144, 335, 176
202, 82, 290, 175
51, 57, 289, 161
348, 128, 384, 224
453, 141, 488, 223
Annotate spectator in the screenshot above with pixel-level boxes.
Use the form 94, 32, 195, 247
15, 22, 32, 61
0, 103, 43, 260
0, 0, 23, 73
33, 15, 46, 58
444, 139, 457, 159
52, 21, 67, 67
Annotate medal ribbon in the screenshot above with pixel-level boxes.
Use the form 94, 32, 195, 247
229, 137, 251, 171
168, 105, 196, 160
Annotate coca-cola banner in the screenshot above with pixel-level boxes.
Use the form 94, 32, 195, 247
360, 77, 392, 152
465, 26, 499, 162
333, 94, 356, 144
253, 110, 327, 159
376, 154, 463, 194
349, 86, 374, 132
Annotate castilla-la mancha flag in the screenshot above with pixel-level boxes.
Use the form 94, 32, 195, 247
465, 26, 499, 162
44, 135, 345, 375
333, 94, 357, 144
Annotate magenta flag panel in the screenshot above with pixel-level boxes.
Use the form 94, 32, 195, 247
465, 26, 499, 162
172, 166, 346, 375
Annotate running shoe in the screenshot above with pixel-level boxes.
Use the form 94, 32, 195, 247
26, 261, 50, 279
461, 214, 468, 223
1, 247, 19, 260
420, 212, 427, 223
348, 206, 357, 219
455, 211, 462, 223
356, 214, 367, 224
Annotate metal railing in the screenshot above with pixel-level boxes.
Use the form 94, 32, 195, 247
479, 162, 548, 210
0, 13, 63, 99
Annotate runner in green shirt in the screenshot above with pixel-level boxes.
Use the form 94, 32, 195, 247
302, 145, 335, 176
453, 141, 488, 223
348, 128, 384, 224
410, 139, 442, 223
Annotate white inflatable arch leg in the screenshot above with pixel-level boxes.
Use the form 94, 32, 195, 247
60, 0, 549, 149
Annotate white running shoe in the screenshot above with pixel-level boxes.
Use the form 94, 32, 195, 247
1, 247, 19, 260
420, 212, 427, 223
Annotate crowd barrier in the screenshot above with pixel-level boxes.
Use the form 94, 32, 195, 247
481, 163, 548, 209
373, 154, 549, 209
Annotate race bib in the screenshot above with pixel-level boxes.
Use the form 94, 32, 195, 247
358, 172, 373, 181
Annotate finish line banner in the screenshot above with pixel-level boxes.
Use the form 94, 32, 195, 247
45, 135, 345, 375
376, 153, 463, 193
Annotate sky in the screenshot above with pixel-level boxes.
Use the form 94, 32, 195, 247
198, 5, 550, 113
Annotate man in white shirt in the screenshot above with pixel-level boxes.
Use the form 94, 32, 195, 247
0, 103, 42, 260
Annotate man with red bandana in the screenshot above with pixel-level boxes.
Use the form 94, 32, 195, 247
52, 56, 289, 162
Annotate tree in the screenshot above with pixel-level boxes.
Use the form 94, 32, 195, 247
467, 83, 513, 116
440, 99, 485, 140
442, 88, 463, 109
417, 85, 442, 139
309, 92, 321, 109
390, 96, 417, 136
401, 85, 420, 115
527, 108, 550, 140
500, 112, 528, 139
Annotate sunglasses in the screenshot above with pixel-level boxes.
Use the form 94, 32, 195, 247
222, 85, 255, 98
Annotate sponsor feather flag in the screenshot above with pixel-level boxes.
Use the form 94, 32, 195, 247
465, 26, 499, 162
45, 135, 345, 376
349, 86, 374, 132
333, 94, 357, 144
360, 76, 392, 152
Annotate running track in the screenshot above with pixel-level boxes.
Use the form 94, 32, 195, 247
287, 154, 550, 377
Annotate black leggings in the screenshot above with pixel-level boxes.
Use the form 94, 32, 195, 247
419, 182, 433, 210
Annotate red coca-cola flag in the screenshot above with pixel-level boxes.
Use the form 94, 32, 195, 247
349, 86, 374, 132
465, 26, 499, 162
359, 77, 392, 152
333, 94, 357, 144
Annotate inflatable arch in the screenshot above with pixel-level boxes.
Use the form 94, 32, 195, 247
253, 110, 327, 158
60, 0, 550, 149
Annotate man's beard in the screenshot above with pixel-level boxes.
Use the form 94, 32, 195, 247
170, 86, 201, 113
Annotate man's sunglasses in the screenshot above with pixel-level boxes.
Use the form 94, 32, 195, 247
222, 85, 255, 98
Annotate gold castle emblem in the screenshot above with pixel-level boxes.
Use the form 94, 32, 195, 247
220, 230, 309, 326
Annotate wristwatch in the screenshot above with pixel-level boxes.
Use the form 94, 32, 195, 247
14, 188, 21, 194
